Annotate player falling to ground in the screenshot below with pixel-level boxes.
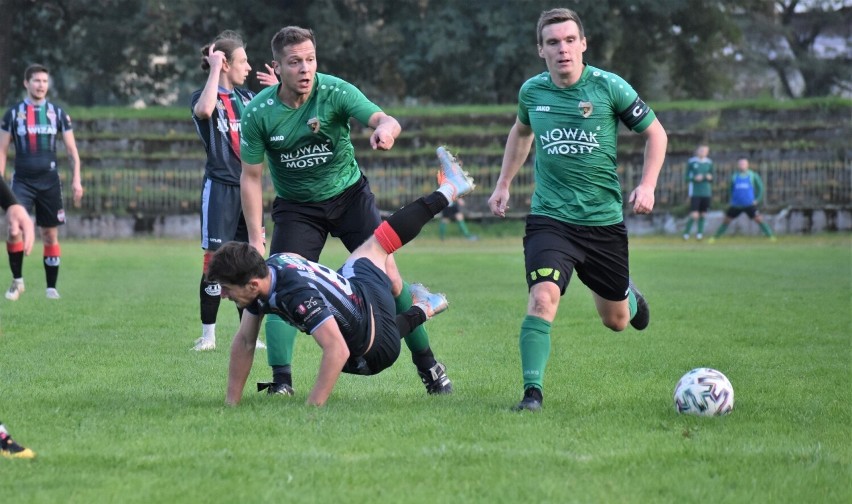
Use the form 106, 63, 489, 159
0, 64, 83, 301
210, 147, 473, 406
239, 26, 453, 397
488, 8, 666, 412
682, 144, 714, 240
709, 157, 776, 242
190, 30, 278, 351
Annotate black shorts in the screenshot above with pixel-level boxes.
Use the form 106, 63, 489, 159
523, 215, 630, 301
689, 196, 711, 213
725, 205, 759, 219
11, 174, 65, 227
340, 258, 400, 376
269, 175, 381, 260
200, 177, 247, 251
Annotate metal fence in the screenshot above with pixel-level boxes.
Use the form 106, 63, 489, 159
57, 157, 851, 217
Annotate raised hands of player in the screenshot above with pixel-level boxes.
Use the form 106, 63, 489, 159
6, 204, 35, 255
628, 184, 656, 214
488, 187, 510, 218
257, 63, 279, 87
205, 43, 227, 72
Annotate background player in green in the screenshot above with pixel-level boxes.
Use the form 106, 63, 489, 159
487, 8, 668, 412
240, 26, 453, 396
0, 64, 83, 301
189, 30, 278, 351
439, 198, 477, 241
709, 157, 776, 242
682, 144, 714, 240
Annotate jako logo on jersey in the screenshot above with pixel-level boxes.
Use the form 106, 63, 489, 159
540, 127, 600, 154
270, 135, 285, 141
578, 101, 593, 118
205, 283, 221, 296
535, 105, 550, 112
279, 142, 332, 168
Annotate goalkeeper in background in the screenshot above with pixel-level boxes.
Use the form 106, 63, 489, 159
709, 157, 776, 242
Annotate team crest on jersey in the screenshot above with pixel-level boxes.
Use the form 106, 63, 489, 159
216, 101, 225, 111
578, 101, 594, 118
307, 117, 321, 134
47, 108, 56, 123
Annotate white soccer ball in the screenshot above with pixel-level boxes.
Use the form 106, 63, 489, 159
673, 367, 734, 416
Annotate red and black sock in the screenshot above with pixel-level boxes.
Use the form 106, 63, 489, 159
374, 192, 450, 254
43, 244, 60, 289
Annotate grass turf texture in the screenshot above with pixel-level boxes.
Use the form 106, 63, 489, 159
1, 232, 849, 503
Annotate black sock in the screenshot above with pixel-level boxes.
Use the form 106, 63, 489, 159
200, 277, 221, 325
384, 192, 449, 245
273, 365, 292, 386
410, 346, 437, 372
8, 251, 23, 278
395, 307, 428, 340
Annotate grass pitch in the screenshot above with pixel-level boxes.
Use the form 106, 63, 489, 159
1, 232, 849, 503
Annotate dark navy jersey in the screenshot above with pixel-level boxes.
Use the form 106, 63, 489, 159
1, 99, 73, 177
246, 253, 372, 356
190, 87, 255, 185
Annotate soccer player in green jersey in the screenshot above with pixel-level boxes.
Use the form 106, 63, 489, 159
488, 8, 668, 412
682, 144, 714, 240
239, 26, 453, 397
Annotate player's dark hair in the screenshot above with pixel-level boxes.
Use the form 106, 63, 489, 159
271, 26, 315, 62
200, 30, 246, 71
207, 242, 269, 286
24, 64, 49, 81
536, 8, 584, 46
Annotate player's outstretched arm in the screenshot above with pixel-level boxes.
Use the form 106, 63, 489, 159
226, 312, 262, 405
367, 112, 401, 151
307, 319, 350, 406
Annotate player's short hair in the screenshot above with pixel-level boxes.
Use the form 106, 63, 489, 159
207, 242, 269, 286
271, 26, 315, 62
536, 8, 584, 46
24, 64, 49, 81
200, 30, 246, 71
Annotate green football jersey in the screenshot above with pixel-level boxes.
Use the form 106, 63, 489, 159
685, 156, 714, 198
518, 65, 656, 226
240, 73, 382, 202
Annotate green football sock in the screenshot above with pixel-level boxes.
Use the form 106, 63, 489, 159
714, 223, 729, 238
697, 217, 706, 234
438, 221, 447, 240
520, 315, 552, 391
627, 288, 638, 319
457, 220, 471, 237
759, 222, 774, 237
266, 314, 296, 367
396, 281, 430, 353
683, 217, 694, 234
